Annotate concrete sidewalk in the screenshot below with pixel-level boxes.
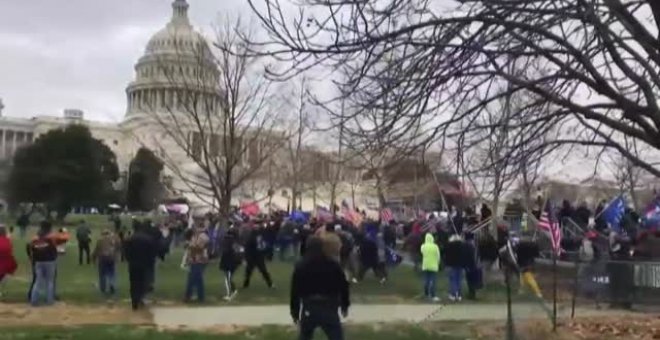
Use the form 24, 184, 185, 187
151, 303, 615, 329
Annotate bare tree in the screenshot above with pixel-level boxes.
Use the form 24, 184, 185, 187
136, 17, 287, 218
246, 0, 660, 179
279, 77, 313, 211
609, 136, 647, 210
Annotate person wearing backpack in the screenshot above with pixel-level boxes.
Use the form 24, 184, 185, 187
220, 225, 242, 301
92, 229, 121, 297
76, 220, 92, 265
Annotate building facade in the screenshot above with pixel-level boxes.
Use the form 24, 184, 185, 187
0, 0, 382, 211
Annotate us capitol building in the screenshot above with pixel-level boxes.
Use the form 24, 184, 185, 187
0, 0, 275, 206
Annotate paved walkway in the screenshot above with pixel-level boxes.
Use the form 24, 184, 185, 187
151, 303, 615, 329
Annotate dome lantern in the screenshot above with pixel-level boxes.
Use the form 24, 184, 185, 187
171, 0, 190, 27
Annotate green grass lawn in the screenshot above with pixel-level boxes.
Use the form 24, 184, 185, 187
0, 324, 475, 340
1, 214, 510, 306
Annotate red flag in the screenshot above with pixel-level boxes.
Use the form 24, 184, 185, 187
240, 201, 260, 217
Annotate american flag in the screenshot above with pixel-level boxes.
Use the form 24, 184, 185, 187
380, 208, 394, 223
538, 202, 562, 256
315, 206, 333, 222
341, 200, 362, 226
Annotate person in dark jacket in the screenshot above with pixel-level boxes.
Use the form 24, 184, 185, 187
515, 238, 542, 298
356, 232, 386, 282
243, 223, 274, 288
76, 220, 92, 266
17, 213, 29, 239
299, 224, 312, 257
124, 222, 158, 310
144, 221, 167, 294
480, 204, 492, 222
290, 236, 350, 340
559, 200, 575, 226
574, 202, 591, 229
382, 222, 397, 249
278, 220, 295, 261
444, 234, 465, 301
452, 211, 465, 234
28, 222, 58, 306
264, 220, 279, 261
220, 226, 242, 300
464, 233, 482, 300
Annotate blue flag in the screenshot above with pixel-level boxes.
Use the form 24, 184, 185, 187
602, 195, 626, 233
289, 210, 309, 223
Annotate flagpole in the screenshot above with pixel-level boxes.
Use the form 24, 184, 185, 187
552, 250, 558, 332
593, 193, 622, 221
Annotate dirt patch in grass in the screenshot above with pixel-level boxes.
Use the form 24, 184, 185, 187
565, 315, 660, 340
0, 302, 151, 327
470, 315, 660, 340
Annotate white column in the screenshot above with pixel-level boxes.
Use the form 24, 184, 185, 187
0, 130, 4, 159
12, 130, 17, 158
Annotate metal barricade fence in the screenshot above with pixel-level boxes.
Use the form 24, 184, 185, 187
575, 259, 660, 307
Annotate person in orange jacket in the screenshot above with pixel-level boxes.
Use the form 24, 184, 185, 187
54, 228, 70, 254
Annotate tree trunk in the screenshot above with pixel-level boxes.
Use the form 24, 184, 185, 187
650, 1, 660, 39
491, 191, 501, 233
351, 184, 357, 210
330, 183, 338, 216
375, 175, 387, 209
313, 187, 317, 208
220, 194, 231, 222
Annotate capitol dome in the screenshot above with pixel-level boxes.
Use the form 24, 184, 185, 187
144, 0, 211, 59
124, 0, 220, 120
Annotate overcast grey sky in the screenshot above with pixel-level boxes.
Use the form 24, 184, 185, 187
0, 0, 253, 122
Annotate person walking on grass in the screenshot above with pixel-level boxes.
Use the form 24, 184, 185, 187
356, 230, 387, 283
184, 225, 210, 303
17, 213, 29, 240
420, 233, 441, 302
76, 220, 92, 265
28, 222, 58, 306
243, 222, 274, 289
464, 232, 483, 300
444, 234, 465, 302
124, 222, 158, 310
515, 236, 543, 299
92, 229, 121, 298
220, 225, 242, 301
0, 226, 17, 298
291, 236, 350, 340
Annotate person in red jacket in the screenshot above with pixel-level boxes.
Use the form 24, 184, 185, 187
0, 225, 18, 297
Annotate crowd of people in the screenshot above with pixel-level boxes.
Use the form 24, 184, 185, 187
0, 196, 657, 320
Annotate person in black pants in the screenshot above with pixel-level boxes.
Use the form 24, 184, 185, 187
124, 222, 157, 310
220, 226, 242, 300
291, 236, 350, 340
356, 233, 386, 282
243, 223, 274, 288
76, 221, 92, 265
